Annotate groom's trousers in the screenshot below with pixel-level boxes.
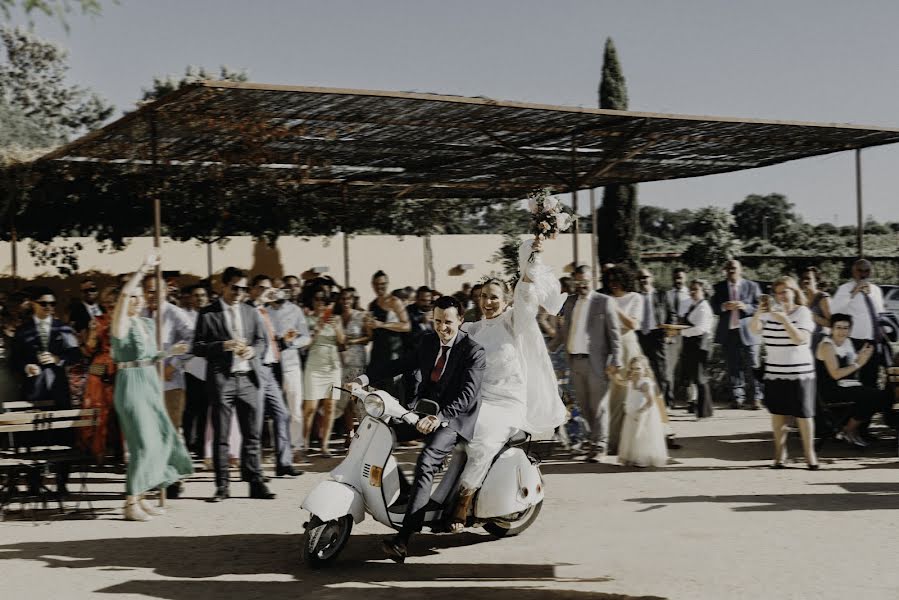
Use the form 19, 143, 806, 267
397, 425, 460, 543
569, 354, 610, 451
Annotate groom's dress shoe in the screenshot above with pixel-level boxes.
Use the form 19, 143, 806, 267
209, 487, 230, 503
275, 465, 304, 477
381, 538, 407, 563
249, 481, 276, 499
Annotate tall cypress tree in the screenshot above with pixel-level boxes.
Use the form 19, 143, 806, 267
596, 38, 639, 268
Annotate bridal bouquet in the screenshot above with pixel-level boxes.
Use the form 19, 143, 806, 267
526, 189, 573, 262
527, 188, 573, 242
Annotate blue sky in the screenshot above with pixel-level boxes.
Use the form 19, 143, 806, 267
10, 0, 899, 224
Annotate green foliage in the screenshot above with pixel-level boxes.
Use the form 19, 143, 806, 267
140, 65, 248, 105
680, 207, 740, 270
731, 193, 799, 240
492, 231, 522, 283
0, 26, 112, 152
0, 0, 103, 29
598, 38, 628, 110
597, 37, 638, 267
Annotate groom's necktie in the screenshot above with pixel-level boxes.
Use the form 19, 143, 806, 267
430, 345, 449, 383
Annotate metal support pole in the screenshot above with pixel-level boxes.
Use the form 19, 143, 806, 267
149, 110, 166, 504
571, 135, 579, 267
342, 185, 350, 287
590, 188, 598, 289
206, 241, 213, 281
855, 149, 864, 257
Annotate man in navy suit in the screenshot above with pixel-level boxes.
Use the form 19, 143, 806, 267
711, 259, 763, 409
351, 295, 485, 561
12, 287, 82, 495
192, 267, 275, 502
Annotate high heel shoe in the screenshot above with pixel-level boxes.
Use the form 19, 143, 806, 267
124, 500, 152, 522
139, 498, 166, 516
807, 463, 820, 471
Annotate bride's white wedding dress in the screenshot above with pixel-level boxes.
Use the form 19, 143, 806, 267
459, 240, 568, 490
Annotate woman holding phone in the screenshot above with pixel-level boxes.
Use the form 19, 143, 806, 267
750, 276, 818, 469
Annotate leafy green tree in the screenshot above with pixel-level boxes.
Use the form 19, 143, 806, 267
140, 65, 248, 104
864, 216, 890, 235
596, 37, 639, 267
0, 0, 103, 28
0, 26, 112, 152
731, 193, 799, 240
681, 207, 740, 270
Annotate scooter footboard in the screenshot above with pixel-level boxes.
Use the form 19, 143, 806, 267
302, 481, 365, 524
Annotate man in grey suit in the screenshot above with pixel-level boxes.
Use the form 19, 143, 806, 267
549, 266, 623, 462
193, 266, 276, 502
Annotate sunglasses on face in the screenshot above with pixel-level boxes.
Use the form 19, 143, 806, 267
83, 287, 98, 293
231, 285, 249, 293
36, 301, 57, 308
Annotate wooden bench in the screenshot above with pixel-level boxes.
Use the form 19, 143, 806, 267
0, 405, 99, 519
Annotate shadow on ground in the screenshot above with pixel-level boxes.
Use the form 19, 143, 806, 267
0, 532, 662, 600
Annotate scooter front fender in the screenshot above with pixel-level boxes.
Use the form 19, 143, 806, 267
302, 480, 365, 524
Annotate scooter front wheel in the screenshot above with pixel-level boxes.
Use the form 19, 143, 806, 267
483, 500, 542, 538
303, 514, 353, 568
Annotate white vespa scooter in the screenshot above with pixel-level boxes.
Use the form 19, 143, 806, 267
301, 386, 545, 567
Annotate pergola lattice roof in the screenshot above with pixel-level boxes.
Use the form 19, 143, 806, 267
36, 81, 899, 200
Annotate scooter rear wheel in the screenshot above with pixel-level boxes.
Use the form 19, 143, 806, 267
303, 514, 353, 568
483, 500, 542, 538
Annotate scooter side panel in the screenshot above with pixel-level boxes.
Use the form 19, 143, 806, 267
302, 480, 365, 523
357, 417, 398, 526
474, 448, 544, 519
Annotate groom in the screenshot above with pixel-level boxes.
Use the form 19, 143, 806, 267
350, 295, 486, 561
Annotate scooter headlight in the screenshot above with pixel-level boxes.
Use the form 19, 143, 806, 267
364, 393, 385, 418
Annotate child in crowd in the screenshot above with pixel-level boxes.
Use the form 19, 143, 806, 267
618, 356, 668, 468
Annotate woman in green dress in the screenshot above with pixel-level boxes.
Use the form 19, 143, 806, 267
112, 252, 193, 521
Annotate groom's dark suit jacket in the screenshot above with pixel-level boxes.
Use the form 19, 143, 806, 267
365, 330, 486, 441
192, 300, 267, 391
12, 318, 81, 406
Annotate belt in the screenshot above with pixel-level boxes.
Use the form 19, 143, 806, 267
116, 358, 156, 369
232, 370, 252, 377
569, 354, 590, 359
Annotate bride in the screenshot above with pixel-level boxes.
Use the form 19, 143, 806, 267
452, 238, 567, 528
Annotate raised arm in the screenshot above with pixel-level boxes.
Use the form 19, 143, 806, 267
111, 252, 158, 340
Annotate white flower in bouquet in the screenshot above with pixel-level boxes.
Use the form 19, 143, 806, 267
528, 196, 539, 213
544, 195, 560, 212
556, 211, 572, 231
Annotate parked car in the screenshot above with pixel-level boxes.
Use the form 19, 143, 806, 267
883, 285, 899, 321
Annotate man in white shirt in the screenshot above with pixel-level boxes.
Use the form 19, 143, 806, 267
666, 268, 692, 407
831, 259, 886, 387
142, 276, 195, 434
266, 281, 312, 456
549, 266, 622, 462
249, 274, 303, 477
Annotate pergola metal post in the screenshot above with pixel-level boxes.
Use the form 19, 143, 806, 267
855, 149, 864, 257
570, 134, 579, 267
342, 184, 350, 287
149, 110, 166, 508
590, 188, 598, 289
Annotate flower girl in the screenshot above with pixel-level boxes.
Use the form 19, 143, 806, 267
618, 356, 668, 468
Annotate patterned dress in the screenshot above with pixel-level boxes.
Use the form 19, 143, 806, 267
80, 313, 120, 463
112, 317, 193, 495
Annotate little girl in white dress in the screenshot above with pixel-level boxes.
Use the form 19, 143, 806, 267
618, 356, 668, 468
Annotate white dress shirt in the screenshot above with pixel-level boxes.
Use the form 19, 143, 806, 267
220, 299, 251, 372
831, 280, 885, 341
142, 301, 195, 391
681, 300, 712, 337
666, 287, 691, 320
567, 292, 595, 355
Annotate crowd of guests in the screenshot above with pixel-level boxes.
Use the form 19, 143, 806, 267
1, 254, 896, 516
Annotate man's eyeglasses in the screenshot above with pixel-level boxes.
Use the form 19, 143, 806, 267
231, 285, 249, 293
36, 301, 57, 308
83, 287, 98, 293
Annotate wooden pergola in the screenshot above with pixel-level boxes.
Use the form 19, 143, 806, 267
21, 81, 899, 269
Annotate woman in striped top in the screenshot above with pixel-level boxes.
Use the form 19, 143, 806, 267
750, 276, 818, 470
